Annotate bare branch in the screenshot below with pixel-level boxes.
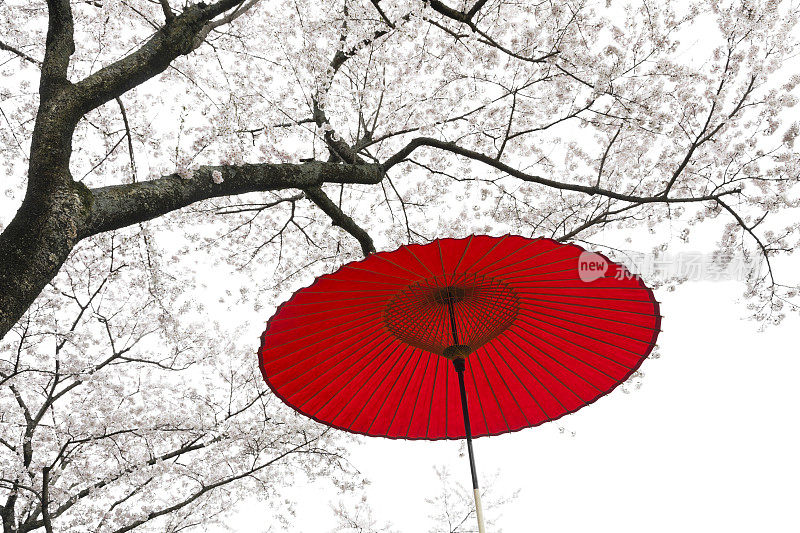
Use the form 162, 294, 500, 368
596, 125, 622, 187
115, 97, 138, 183
192, 0, 261, 50
108, 437, 321, 533
159, 0, 175, 22
0, 40, 41, 66
304, 186, 376, 256
466, 0, 490, 20
383, 136, 740, 204
662, 75, 757, 196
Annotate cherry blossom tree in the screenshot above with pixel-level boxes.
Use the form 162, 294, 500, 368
0, 0, 798, 531
331, 466, 517, 533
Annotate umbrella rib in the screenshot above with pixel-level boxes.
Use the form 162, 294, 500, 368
373, 250, 431, 278
434, 301, 452, 352
487, 255, 576, 280
454, 298, 473, 346
269, 302, 382, 328
474, 241, 582, 279
484, 339, 550, 422
306, 341, 400, 420
405, 352, 434, 438
479, 345, 530, 428
512, 315, 641, 368
339, 264, 419, 283
513, 284, 654, 291
480, 242, 614, 280
387, 297, 424, 339
502, 267, 597, 281
498, 332, 589, 407
458, 234, 509, 276
463, 237, 545, 277
517, 308, 656, 346
517, 289, 658, 300
492, 333, 569, 416
515, 290, 659, 305
425, 355, 442, 438
466, 289, 518, 342
294, 336, 396, 414
402, 245, 438, 277
450, 235, 474, 277
437, 239, 448, 283
477, 299, 516, 347
471, 349, 512, 433
515, 324, 625, 384
293, 288, 399, 295
420, 296, 449, 353
316, 277, 421, 287
467, 291, 501, 341
393, 300, 431, 352
460, 295, 497, 348
364, 343, 418, 434
285, 293, 392, 307
520, 302, 660, 332
318, 338, 408, 426
519, 295, 661, 318
265, 310, 392, 375
268, 299, 394, 322
504, 326, 608, 392
265, 318, 386, 371
384, 349, 425, 436
389, 295, 448, 352
264, 307, 386, 356
273, 324, 392, 391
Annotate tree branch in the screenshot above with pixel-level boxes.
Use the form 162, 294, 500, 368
108, 437, 320, 533
40, 0, 75, 100
192, 0, 260, 50
303, 186, 376, 256
41, 468, 53, 533
84, 162, 382, 237
382, 136, 739, 204
466, 0, 490, 20
0, 40, 41, 66
159, 0, 175, 22
70, 0, 247, 115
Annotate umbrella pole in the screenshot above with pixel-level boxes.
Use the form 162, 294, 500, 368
453, 357, 486, 533
446, 289, 486, 533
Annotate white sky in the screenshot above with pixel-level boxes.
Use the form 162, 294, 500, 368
223, 277, 800, 532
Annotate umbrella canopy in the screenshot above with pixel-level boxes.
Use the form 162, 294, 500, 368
258, 235, 661, 440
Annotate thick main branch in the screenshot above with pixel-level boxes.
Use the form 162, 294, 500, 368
85, 162, 382, 236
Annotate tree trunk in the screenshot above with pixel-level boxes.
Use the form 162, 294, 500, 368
0, 179, 90, 340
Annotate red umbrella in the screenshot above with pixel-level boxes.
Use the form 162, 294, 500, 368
259, 235, 660, 531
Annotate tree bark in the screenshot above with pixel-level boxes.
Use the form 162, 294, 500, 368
0, 161, 381, 341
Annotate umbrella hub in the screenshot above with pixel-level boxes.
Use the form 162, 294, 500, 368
442, 344, 472, 360
383, 273, 520, 358
432, 286, 466, 304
